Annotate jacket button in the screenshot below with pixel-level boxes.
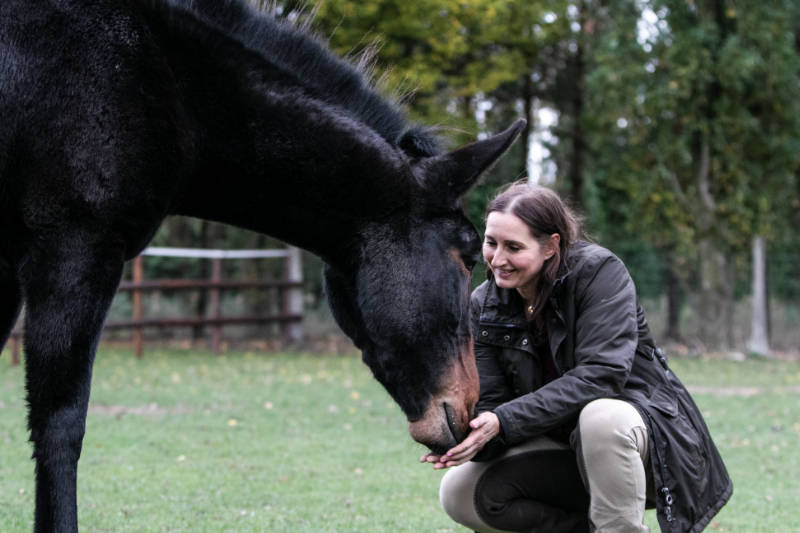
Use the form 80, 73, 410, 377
481, 330, 489, 337
521, 338, 528, 346
503, 335, 511, 341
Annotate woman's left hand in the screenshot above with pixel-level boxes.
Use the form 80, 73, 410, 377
419, 411, 500, 469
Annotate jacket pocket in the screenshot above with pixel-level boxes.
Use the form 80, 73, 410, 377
648, 385, 708, 489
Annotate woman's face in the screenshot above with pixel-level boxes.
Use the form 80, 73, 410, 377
483, 211, 557, 298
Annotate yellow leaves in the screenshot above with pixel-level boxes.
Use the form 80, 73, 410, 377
171, 372, 181, 383
349, 390, 360, 400
227, 418, 238, 427
176, 455, 186, 462
730, 436, 750, 448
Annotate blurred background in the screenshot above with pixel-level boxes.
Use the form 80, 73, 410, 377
103, 0, 800, 357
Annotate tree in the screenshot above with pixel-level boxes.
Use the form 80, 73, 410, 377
584, 0, 800, 350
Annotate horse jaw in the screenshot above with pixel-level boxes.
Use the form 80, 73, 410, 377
407, 343, 479, 454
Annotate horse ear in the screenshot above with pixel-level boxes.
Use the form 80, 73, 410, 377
420, 119, 526, 199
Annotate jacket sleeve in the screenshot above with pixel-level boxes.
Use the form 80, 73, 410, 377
470, 287, 514, 461
493, 255, 638, 445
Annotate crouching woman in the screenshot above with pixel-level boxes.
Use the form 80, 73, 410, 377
421, 182, 732, 532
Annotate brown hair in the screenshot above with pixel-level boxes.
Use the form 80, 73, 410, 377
486, 181, 582, 317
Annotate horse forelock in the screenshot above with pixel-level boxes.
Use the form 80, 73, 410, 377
157, 0, 441, 157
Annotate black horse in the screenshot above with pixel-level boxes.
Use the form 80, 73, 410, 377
0, 0, 523, 530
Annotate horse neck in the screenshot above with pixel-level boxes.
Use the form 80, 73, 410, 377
151, 7, 412, 263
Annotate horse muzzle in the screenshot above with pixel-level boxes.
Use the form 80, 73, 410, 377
407, 345, 479, 454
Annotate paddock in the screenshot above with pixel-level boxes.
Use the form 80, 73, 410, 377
0, 347, 797, 531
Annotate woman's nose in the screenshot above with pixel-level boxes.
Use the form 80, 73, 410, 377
490, 249, 505, 267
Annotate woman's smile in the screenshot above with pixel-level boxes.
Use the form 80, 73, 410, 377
495, 269, 515, 280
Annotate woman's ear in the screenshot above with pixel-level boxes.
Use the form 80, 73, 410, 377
545, 233, 561, 259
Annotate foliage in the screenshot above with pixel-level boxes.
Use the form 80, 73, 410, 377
613, 1, 799, 251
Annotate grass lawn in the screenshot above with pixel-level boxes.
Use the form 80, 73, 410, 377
1, 347, 798, 532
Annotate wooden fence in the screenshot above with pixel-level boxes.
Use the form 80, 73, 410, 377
6, 246, 303, 364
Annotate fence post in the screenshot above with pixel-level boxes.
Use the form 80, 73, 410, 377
210, 257, 223, 354
11, 332, 20, 366
283, 246, 303, 342
133, 255, 144, 358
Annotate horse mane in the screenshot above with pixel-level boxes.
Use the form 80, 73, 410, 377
159, 0, 442, 157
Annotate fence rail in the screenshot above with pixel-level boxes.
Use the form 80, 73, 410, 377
7, 246, 303, 364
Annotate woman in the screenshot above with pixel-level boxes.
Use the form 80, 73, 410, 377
422, 182, 732, 532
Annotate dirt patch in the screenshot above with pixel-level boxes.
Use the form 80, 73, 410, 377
88, 404, 193, 417
687, 385, 800, 397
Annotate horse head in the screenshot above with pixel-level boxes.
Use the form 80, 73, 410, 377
324, 120, 525, 454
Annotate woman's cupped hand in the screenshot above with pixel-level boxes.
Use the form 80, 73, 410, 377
419, 411, 500, 469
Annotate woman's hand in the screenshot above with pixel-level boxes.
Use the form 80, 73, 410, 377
418, 411, 500, 469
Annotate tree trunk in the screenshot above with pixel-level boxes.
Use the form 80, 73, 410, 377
698, 238, 735, 351
522, 73, 534, 173
664, 250, 682, 342
747, 235, 770, 355
568, 0, 586, 208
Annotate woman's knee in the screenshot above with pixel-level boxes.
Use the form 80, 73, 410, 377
578, 399, 646, 454
439, 462, 484, 524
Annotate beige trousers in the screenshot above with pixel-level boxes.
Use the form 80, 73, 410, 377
439, 399, 651, 533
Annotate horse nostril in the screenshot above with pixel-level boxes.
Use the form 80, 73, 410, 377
443, 402, 461, 444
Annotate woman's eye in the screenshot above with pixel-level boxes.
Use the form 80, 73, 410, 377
508, 245, 520, 252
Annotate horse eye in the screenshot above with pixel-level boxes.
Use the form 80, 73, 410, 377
461, 252, 480, 271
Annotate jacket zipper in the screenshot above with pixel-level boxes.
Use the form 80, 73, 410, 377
478, 321, 522, 329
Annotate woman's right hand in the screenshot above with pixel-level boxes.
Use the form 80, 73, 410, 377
418, 411, 500, 469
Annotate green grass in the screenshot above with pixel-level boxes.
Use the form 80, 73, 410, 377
1, 348, 798, 532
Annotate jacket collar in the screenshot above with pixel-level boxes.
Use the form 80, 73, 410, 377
478, 279, 528, 328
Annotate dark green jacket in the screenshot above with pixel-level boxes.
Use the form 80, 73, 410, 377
471, 241, 732, 533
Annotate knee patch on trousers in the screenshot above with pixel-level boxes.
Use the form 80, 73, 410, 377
474, 449, 590, 533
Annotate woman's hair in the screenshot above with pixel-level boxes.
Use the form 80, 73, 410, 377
486, 181, 582, 315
